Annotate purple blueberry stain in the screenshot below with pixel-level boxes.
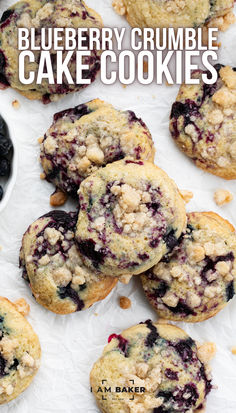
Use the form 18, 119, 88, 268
201, 252, 234, 285
53, 103, 92, 123
77, 239, 109, 269
58, 284, 84, 311
143, 319, 160, 348
127, 110, 147, 129
138, 252, 149, 261
226, 281, 235, 302
0, 9, 14, 24
165, 299, 196, 317
0, 355, 6, 377
125, 160, 144, 165
173, 338, 194, 363
163, 228, 179, 252
156, 383, 199, 411
151, 280, 169, 299
108, 334, 129, 357
21, 210, 88, 310
165, 369, 178, 381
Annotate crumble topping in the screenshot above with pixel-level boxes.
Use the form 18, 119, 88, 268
88, 181, 168, 239
0, 335, 39, 393
166, 0, 186, 14
25, 217, 103, 297
207, 11, 236, 32
197, 342, 216, 364
112, 0, 126, 16
212, 66, 236, 107
119, 274, 133, 284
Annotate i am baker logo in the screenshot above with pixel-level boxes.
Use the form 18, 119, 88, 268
91, 380, 146, 401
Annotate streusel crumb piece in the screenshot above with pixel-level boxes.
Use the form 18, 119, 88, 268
14, 298, 30, 317
214, 189, 233, 206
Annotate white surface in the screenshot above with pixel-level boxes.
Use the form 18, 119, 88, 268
0, 1, 236, 412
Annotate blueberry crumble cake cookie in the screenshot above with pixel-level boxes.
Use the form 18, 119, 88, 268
115, 0, 235, 31
76, 159, 186, 277
170, 64, 236, 179
0, 0, 102, 103
90, 320, 214, 413
141, 212, 236, 323
20, 210, 117, 314
40, 99, 155, 197
0, 297, 41, 404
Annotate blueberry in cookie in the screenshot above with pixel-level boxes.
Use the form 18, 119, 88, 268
118, 0, 235, 31
20, 210, 117, 314
76, 159, 186, 276
40, 99, 155, 197
170, 65, 236, 179
141, 212, 236, 322
0, 0, 102, 103
0, 297, 41, 405
90, 320, 214, 413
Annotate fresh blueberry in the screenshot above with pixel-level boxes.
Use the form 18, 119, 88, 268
0, 51, 9, 86
0, 115, 12, 156
0, 157, 10, 176
0, 9, 14, 24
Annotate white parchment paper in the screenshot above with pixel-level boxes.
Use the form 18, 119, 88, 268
0, 1, 236, 411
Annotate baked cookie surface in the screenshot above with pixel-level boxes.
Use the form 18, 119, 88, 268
76, 159, 186, 276
90, 320, 213, 413
121, 0, 234, 30
141, 212, 236, 322
20, 210, 117, 314
40, 99, 155, 196
170, 65, 236, 179
0, 0, 102, 103
0, 297, 41, 405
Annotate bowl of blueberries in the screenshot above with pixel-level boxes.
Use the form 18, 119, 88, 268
0, 114, 17, 213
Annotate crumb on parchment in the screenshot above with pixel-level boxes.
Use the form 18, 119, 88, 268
214, 189, 233, 206
12, 99, 20, 109
180, 190, 193, 204
14, 298, 30, 316
50, 190, 68, 207
119, 296, 131, 309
